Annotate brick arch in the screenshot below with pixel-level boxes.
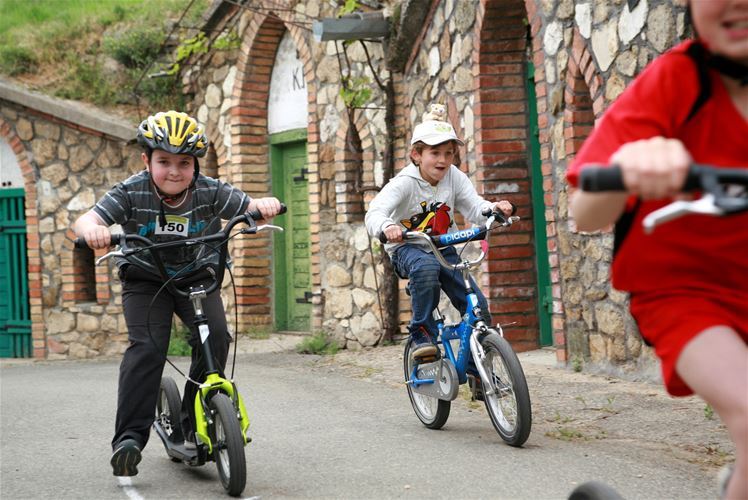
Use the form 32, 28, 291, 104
230, 8, 321, 331
565, 29, 598, 163
474, 0, 546, 352
332, 109, 375, 223
568, 28, 605, 122
0, 118, 44, 357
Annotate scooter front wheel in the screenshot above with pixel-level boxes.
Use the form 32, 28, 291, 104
209, 393, 247, 497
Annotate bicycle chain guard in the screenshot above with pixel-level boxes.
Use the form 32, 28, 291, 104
410, 358, 459, 401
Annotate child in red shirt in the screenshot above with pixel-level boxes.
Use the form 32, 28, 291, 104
567, 1, 748, 498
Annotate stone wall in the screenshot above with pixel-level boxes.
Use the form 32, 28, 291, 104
2, 0, 694, 371
0, 86, 141, 359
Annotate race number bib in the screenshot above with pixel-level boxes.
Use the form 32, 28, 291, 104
155, 215, 190, 236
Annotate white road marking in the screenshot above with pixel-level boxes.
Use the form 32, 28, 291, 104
117, 477, 144, 500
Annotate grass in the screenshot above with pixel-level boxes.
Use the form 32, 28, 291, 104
168, 320, 192, 357
0, 0, 208, 113
296, 332, 340, 356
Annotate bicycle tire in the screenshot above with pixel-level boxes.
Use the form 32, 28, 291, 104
568, 481, 624, 500
479, 331, 532, 446
156, 377, 184, 443
209, 393, 247, 497
403, 340, 450, 429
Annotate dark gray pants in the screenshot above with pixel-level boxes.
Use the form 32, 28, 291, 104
113, 266, 230, 450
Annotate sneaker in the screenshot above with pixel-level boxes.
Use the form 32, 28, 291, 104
467, 374, 484, 401
110, 439, 142, 477
410, 328, 437, 360
183, 439, 196, 451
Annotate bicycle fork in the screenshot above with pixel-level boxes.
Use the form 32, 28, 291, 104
469, 323, 500, 398
189, 287, 250, 452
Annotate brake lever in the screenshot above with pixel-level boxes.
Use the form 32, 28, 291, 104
642, 194, 724, 234
95, 250, 124, 266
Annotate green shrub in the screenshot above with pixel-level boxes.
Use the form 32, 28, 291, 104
55, 59, 118, 106
296, 332, 340, 355
103, 27, 163, 69
168, 320, 192, 357
0, 46, 37, 75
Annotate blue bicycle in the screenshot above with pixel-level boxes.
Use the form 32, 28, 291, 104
383, 211, 532, 446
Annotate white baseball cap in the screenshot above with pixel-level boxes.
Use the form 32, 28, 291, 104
410, 120, 464, 146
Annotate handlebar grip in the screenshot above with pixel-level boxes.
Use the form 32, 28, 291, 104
247, 202, 287, 221
579, 165, 625, 191
73, 233, 125, 248
378, 232, 388, 244
580, 165, 705, 192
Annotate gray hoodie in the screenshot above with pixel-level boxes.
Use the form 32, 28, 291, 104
364, 163, 493, 255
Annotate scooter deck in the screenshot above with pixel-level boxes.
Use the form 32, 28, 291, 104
152, 421, 204, 466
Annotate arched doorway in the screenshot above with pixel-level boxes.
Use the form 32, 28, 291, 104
0, 137, 30, 357
268, 31, 311, 332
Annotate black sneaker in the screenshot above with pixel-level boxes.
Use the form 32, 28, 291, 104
111, 439, 142, 477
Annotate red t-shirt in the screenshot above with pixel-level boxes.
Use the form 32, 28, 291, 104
567, 40, 748, 295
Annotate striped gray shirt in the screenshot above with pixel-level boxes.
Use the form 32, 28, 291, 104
93, 170, 251, 277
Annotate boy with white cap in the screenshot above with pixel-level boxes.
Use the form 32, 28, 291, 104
365, 104, 515, 360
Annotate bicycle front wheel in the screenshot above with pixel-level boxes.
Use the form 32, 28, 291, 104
209, 393, 247, 497
403, 340, 450, 429
480, 331, 532, 446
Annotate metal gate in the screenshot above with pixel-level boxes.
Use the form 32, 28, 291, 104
0, 188, 31, 357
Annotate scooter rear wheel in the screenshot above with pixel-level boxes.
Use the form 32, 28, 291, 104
156, 377, 184, 443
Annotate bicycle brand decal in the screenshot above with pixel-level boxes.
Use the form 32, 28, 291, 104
439, 227, 481, 245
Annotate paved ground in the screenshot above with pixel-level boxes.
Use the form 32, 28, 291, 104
289, 337, 734, 470
0, 334, 734, 499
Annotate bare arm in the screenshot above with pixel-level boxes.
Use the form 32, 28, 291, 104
569, 190, 629, 232
570, 137, 691, 232
73, 211, 111, 249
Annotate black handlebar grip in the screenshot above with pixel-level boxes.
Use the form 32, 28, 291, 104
378, 232, 388, 244
247, 202, 288, 221
73, 238, 88, 249
579, 166, 625, 192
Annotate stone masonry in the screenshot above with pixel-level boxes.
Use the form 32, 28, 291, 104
0, 0, 694, 379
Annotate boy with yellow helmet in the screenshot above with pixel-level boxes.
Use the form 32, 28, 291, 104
73, 110, 282, 477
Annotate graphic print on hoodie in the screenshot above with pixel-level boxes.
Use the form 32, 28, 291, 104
400, 201, 453, 235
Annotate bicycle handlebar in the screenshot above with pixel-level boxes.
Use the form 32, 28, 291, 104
377, 210, 519, 270
74, 203, 286, 297
578, 164, 748, 232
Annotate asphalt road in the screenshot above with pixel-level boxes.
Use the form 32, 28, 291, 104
0, 351, 721, 499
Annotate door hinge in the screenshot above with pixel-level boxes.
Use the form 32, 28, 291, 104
296, 291, 313, 304
542, 285, 553, 314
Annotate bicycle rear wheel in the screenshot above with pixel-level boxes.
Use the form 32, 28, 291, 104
209, 393, 246, 497
479, 331, 531, 446
156, 377, 184, 443
403, 340, 450, 429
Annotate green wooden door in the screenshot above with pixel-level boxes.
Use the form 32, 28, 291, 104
271, 130, 311, 332
527, 62, 553, 346
0, 189, 31, 357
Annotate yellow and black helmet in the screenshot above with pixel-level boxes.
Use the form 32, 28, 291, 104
136, 110, 208, 158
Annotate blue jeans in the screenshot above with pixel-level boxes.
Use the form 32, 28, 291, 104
391, 244, 491, 341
